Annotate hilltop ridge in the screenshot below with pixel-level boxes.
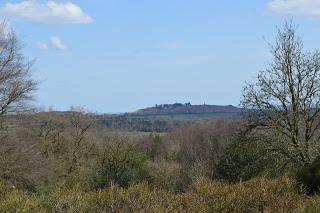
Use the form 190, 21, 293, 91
132, 103, 243, 116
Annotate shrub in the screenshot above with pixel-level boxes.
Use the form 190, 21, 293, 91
297, 156, 320, 195
303, 197, 320, 213
216, 138, 280, 182
172, 120, 237, 182
147, 160, 183, 192
92, 134, 151, 188
183, 177, 303, 212
0, 177, 310, 212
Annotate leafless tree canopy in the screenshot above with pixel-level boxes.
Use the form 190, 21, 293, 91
0, 21, 37, 116
242, 22, 320, 166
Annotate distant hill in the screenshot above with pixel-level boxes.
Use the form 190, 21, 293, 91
94, 103, 244, 132
131, 103, 243, 116
6, 104, 243, 133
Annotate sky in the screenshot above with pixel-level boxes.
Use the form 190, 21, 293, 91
1, 0, 320, 113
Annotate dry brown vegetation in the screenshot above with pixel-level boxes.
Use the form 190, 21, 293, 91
1, 112, 319, 212
0, 177, 312, 212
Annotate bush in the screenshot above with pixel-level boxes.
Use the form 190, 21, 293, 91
147, 160, 183, 192
303, 197, 320, 213
92, 134, 151, 188
172, 120, 237, 182
216, 138, 280, 182
185, 177, 303, 212
0, 177, 308, 212
297, 156, 320, 195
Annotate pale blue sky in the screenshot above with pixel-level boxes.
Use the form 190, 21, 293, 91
1, 0, 320, 112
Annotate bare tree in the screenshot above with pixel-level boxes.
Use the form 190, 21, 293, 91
33, 112, 66, 158
0, 21, 37, 118
242, 22, 320, 166
67, 107, 95, 174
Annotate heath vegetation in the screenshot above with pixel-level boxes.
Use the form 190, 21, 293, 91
2, 21, 320, 212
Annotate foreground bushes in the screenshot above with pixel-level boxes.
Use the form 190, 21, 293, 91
0, 177, 318, 212
2, 116, 320, 211
297, 156, 320, 195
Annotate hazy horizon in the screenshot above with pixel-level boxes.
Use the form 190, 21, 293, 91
2, 0, 320, 113
39, 102, 241, 114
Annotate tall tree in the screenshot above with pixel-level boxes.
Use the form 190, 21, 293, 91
242, 22, 320, 166
0, 21, 37, 117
